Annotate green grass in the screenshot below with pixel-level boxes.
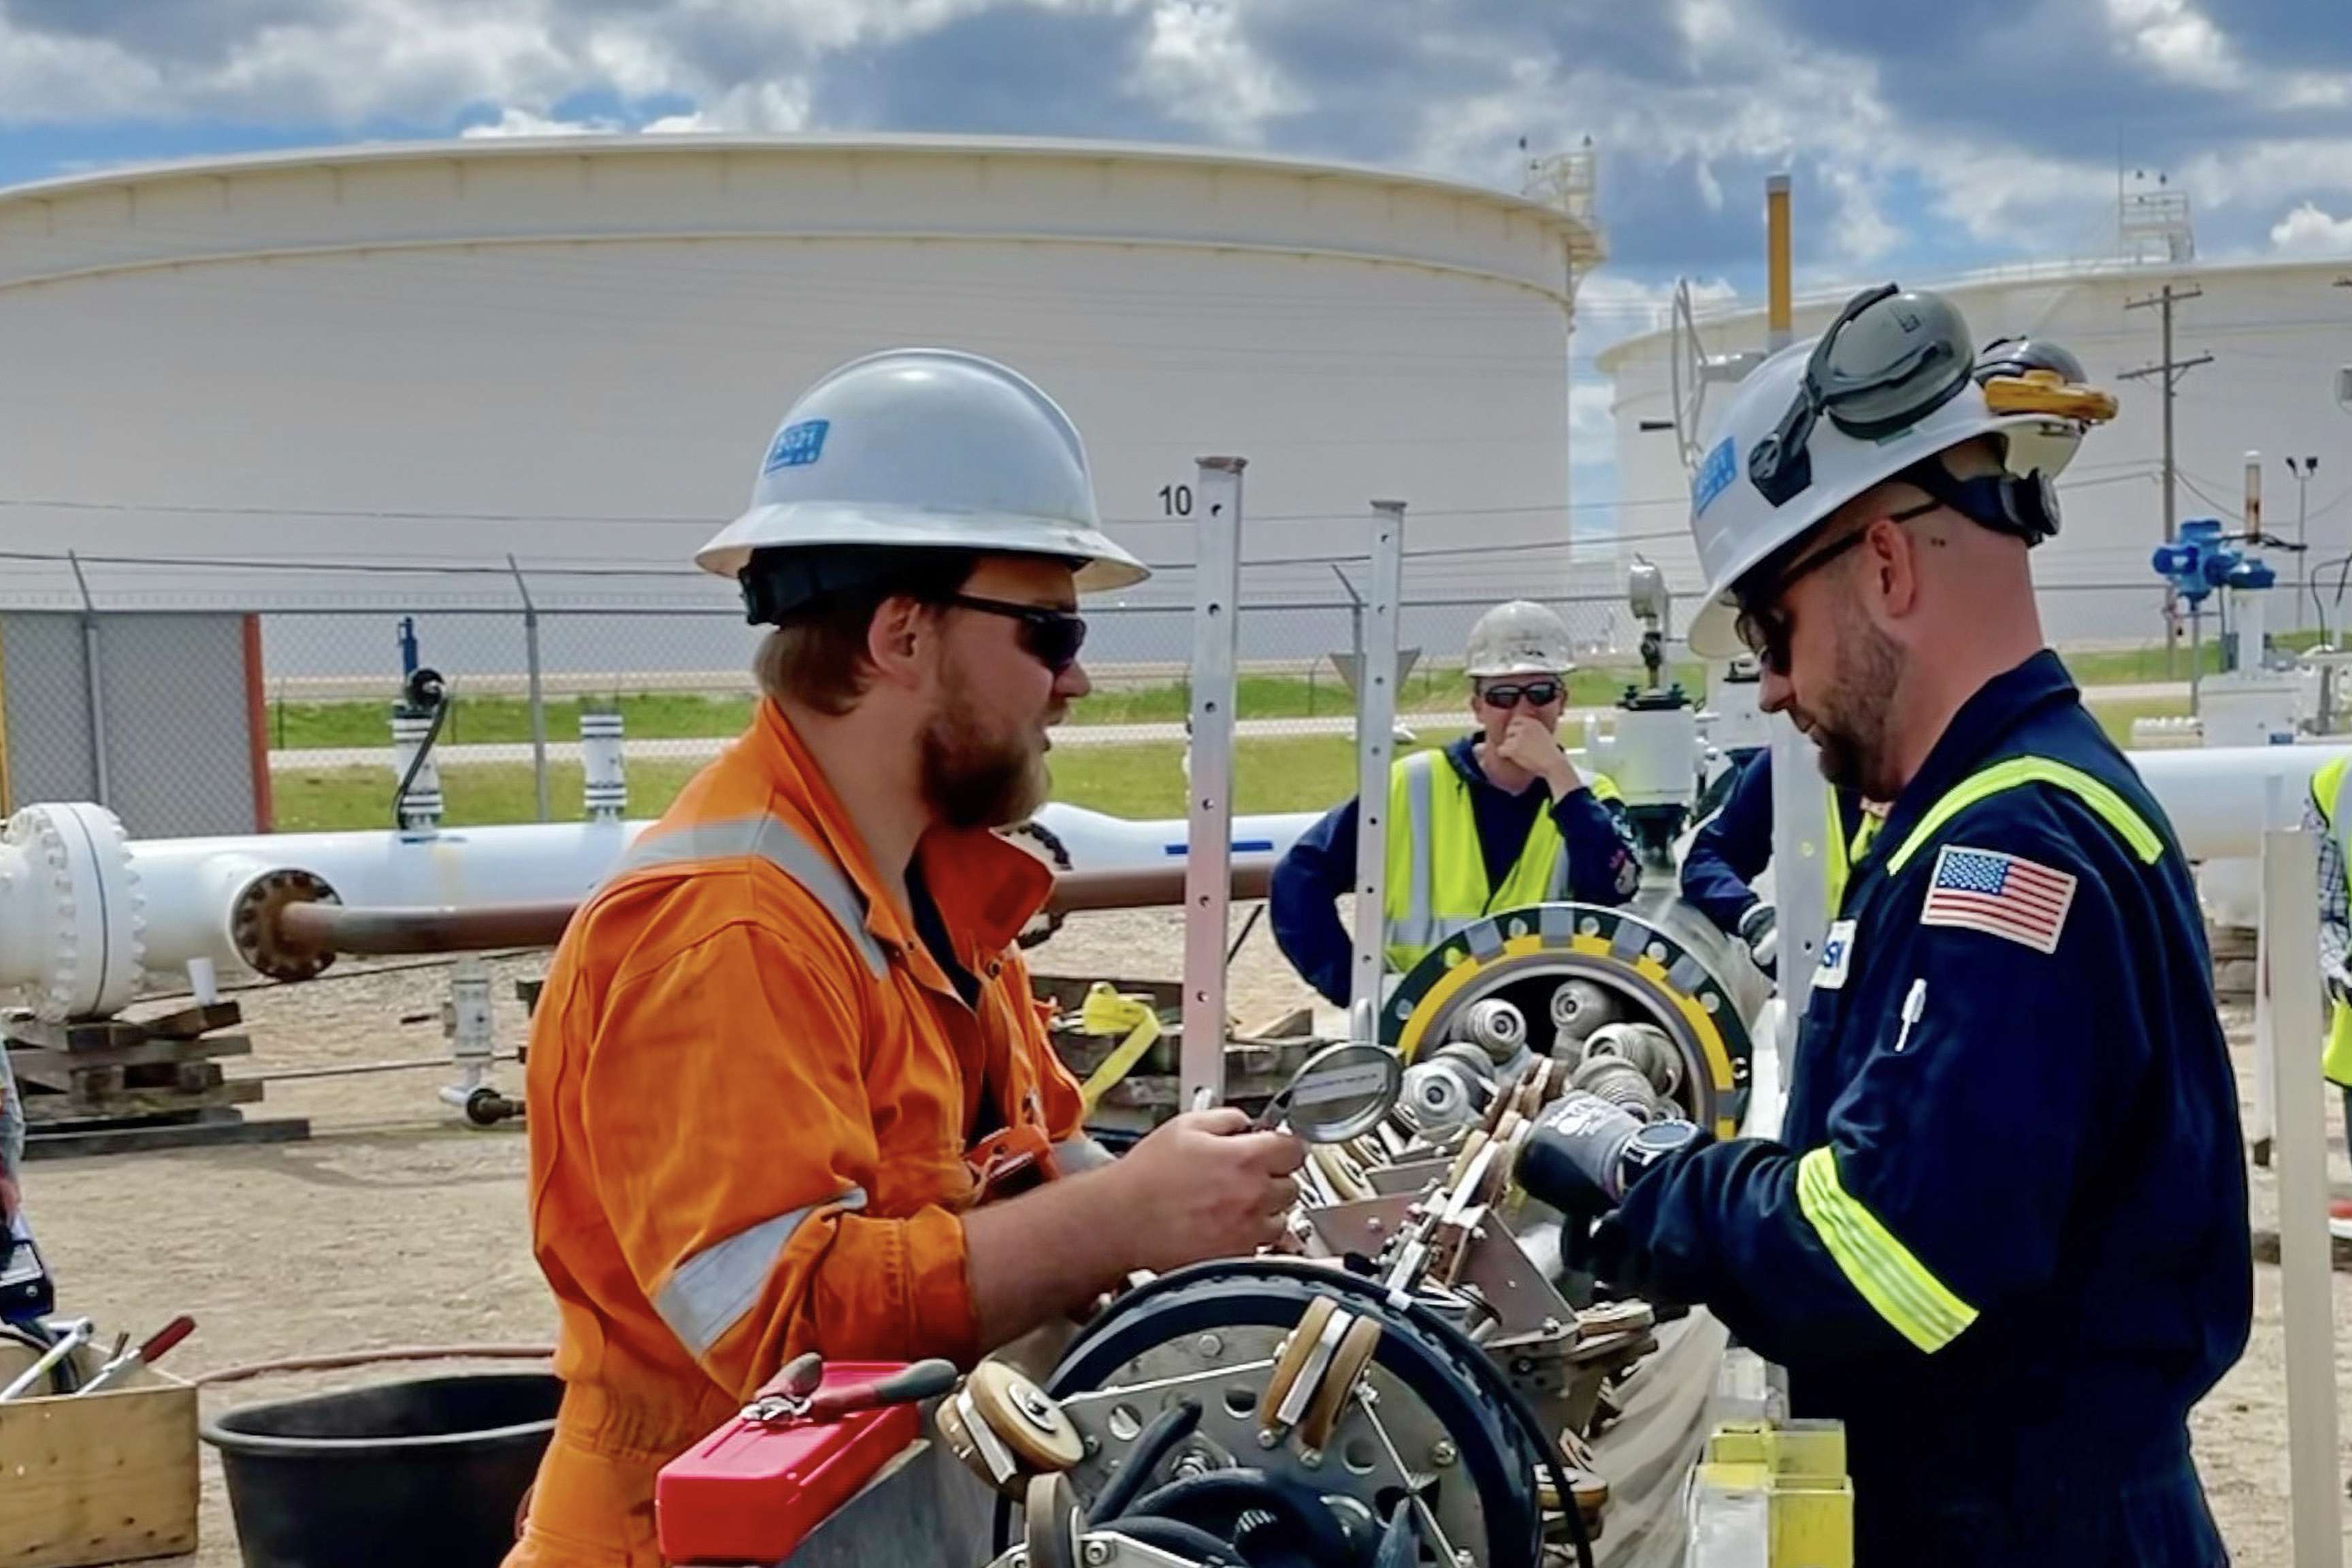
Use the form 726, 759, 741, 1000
2082, 693, 2193, 748
269, 691, 758, 750
268, 690, 2203, 832
269, 736, 1405, 832
2062, 628, 2329, 687
267, 661, 1704, 749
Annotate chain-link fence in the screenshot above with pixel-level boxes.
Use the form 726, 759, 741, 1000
0, 549, 2202, 837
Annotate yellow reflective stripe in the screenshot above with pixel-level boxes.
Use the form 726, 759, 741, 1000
1886, 757, 2162, 872
1825, 785, 1852, 915
1795, 1147, 1978, 1354
1586, 771, 1624, 804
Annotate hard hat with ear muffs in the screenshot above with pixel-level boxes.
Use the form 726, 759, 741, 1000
1683, 284, 2096, 659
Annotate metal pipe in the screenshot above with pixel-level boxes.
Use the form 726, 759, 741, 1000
258, 1051, 524, 1083
265, 859, 1279, 962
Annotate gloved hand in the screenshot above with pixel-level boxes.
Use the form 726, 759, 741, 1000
1737, 901, 1778, 977
1515, 1091, 1647, 1209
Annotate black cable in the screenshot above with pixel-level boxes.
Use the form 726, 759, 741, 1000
1226, 904, 1265, 968
389, 678, 452, 829
1121, 1470, 1356, 1567
1088, 1400, 1202, 1524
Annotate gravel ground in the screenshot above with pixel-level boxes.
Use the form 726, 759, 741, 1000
17, 915, 2346, 1566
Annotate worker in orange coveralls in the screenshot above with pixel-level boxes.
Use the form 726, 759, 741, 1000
507, 349, 1305, 1566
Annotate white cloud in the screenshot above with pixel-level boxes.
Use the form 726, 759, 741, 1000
1569, 378, 1614, 448
461, 105, 615, 137
660, 81, 813, 133
2183, 139, 2352, 219
2106, 0, 2242, 90
1128, 0, 1297, 142
1577, 273, 1740, 341
1823, 166, 1900, 265
2270, 201, 2352, 257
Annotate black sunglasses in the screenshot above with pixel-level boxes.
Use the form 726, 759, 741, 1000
1476, 679, 1565, 708
1733, 498, 1940, 674
941, 593, 1088, 674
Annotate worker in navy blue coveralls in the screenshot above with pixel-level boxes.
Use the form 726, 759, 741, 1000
1271, 600, 1642, 1007
1521, 289, 2249, 1565
1681, 747, 1880, 975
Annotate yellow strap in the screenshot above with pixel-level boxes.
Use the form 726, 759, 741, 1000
1885, 757, 2162, 873
1795, 1147, 1978, 1355
1077, 984, 1164, 1115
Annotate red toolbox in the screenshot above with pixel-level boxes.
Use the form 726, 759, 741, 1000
655, 1360, 931, 1565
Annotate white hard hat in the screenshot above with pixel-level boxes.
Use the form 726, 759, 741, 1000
696, 348, 1149, 593
1464, 600, 1575, 679
1684, 284, 2097, 659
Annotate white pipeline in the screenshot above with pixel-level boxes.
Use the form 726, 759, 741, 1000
0, 802, 1319, 1018
0, 746, 2327, 1020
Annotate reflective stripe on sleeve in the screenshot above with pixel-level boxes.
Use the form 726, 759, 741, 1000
1795, 1147, 1978, 1354
654, 1186, 869, 1359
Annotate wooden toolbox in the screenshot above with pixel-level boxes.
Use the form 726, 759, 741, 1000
0, 1339, 198, 1568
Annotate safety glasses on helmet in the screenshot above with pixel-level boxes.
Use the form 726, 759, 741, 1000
1746, 283, 1976, 509
1476, 679, 1565, 709
1733, 498, 1939, 674
941, 593, 1088, 674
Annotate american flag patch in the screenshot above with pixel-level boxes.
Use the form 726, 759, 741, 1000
1920, 845, 2078, 953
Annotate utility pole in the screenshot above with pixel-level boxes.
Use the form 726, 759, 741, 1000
2121, 284, 2214, 676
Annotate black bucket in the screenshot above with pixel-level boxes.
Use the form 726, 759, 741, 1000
201, 1372, 560, 1568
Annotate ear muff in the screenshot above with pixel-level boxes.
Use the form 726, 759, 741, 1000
1898, 459, 2059, 545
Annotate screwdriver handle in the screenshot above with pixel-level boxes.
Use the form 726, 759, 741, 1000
137, 1316, 196, 1366
802, 1358, 959, 1421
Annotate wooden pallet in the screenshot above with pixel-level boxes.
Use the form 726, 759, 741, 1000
5, 1001, 310, 1159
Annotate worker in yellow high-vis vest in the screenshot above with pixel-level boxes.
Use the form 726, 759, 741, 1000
1680, 745, 1884, 974
1269, 600, 1643, 1006
2303, 755, 2352, 1159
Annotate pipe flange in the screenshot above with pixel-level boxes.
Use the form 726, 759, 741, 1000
233, 868, 341, 982
3, 802, 144, 1020
1382, 903, 1752, 1135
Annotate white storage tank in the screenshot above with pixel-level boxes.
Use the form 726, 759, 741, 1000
1601, 255, 2352, 645
0, 135, 1602, 670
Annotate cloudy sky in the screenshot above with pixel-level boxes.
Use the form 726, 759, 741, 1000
5, 0, 2350, 502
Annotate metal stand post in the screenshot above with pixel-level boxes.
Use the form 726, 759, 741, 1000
1768, 718, 1829, 1076
2261, 821, 2343, 1568
1348, 504, 1405, 1030
508, 555, 551, 823
65, 551, 109, 808
1181, 458, 1245, 1109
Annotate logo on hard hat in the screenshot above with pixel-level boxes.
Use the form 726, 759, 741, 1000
764, 419, 830, 473
1691, 437, 1736, 516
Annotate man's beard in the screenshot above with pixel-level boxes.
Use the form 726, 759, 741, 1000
1808, 601, 1905, 800
920, 686, 1048, 831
